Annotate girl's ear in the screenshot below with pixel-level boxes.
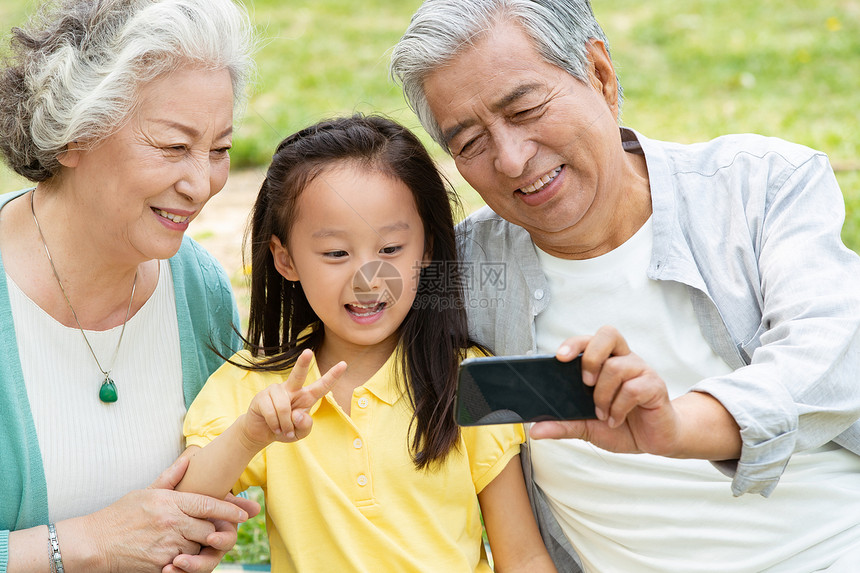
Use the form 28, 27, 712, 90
421, 235, 433, 269
269, 235, 300, 281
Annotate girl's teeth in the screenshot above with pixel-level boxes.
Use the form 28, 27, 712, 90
348, 302, 384, 315
520, 167, 562, 195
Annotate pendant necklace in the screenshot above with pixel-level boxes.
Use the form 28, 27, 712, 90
30, 190, 137, 403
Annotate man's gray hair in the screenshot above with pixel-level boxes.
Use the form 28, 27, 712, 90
390, 0, 618, 151
0, 0, 255, 182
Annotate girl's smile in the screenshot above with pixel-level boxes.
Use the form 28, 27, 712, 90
270, 162, 430, 358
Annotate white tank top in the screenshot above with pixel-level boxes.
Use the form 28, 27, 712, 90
10, 263, 186, 522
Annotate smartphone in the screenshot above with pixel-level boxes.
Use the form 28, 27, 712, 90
455, 354, 596, 426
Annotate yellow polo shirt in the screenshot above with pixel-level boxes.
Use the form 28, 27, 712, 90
184, 349, 523, 572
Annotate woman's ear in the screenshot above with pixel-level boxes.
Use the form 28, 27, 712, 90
57, 142, 82, 168
269, 235, 300, 281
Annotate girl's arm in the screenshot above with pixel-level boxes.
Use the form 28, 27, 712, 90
176, 349, 346, 498
478, 453, 557, 573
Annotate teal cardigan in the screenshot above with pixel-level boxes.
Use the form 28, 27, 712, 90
0, 189, 242, 570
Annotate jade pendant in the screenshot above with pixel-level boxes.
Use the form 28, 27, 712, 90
99, 378, 118, 403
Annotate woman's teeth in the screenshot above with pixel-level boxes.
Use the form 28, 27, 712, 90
154, 208, 190, 223
520, 166, 562, 195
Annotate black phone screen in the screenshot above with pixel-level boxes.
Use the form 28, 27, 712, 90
456, 354, 596, 425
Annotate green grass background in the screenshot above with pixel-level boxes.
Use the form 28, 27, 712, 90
2, 0, 859, 564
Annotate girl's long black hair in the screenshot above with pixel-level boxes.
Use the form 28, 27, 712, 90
241, 113, 477, 469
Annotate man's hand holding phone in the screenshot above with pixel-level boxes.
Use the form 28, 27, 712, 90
529, 326, 742, 462
455, 353, 596, 426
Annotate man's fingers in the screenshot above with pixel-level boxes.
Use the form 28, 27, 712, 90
530, 420, 586, 440
555, 336, 591, 362
580, 325, 632, 386
605, 373, 668, 429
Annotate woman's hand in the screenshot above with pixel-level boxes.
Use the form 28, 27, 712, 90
529, 326, 741, 461
240, 349, 347, 451
167, 493, 261, 573
62, 456, 252, 573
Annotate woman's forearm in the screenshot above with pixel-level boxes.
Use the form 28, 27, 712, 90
8, 518, 101, 573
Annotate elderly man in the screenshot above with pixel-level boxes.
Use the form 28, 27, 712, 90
391, 1, 860, 571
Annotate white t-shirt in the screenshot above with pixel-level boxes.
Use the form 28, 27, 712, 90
11, 263, 186, 522
532, 218, 860, 572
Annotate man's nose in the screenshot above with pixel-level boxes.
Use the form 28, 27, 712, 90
492, 126, 536, 179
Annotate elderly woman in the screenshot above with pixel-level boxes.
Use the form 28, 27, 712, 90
0, 0, 257, 571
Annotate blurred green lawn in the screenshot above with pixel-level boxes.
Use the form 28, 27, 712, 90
2, 1, 858, 241
2, 0, 859, 565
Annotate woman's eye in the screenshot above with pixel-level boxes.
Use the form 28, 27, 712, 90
211, 146, 232, 157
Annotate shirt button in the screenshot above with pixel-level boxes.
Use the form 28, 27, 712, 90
353, 438, 363, 449
534, 289, 545, 300
357, 474, 368, 486
357, 397, 369, 408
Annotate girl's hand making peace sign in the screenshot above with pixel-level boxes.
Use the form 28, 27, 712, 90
240, 349, 347, 451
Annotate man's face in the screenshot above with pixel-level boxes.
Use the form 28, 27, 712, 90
424, 21, 637, 257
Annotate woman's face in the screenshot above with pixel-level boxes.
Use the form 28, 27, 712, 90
59, 67, 235, 264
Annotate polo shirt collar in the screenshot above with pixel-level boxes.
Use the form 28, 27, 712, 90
306, 347, 404, 415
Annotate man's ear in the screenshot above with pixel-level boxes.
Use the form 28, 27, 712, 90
585, 39, 620, 121
269, 235, 300, 281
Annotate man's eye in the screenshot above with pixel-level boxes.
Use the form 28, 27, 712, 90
456, 135, 486, 159
513, 103, 544, 119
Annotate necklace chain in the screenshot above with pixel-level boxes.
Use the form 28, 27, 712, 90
30, 190, 137, 396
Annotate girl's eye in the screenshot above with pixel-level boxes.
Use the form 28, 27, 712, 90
380, 245, 401, 255
323, 250, 348, 259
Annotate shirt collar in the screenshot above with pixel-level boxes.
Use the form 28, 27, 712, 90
306, 347, 404, 415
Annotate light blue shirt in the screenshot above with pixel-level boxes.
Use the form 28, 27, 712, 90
458, 128, 860, 568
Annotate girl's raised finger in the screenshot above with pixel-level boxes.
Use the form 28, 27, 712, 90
302, 361, 347, 404
286, 348, 315, 392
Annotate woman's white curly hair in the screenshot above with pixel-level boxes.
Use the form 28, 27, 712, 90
0, 0, 255, 181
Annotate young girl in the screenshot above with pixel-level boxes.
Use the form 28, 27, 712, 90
176, 114, 555, 572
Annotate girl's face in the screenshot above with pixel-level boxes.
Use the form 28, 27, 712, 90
270, 163, 430, 358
